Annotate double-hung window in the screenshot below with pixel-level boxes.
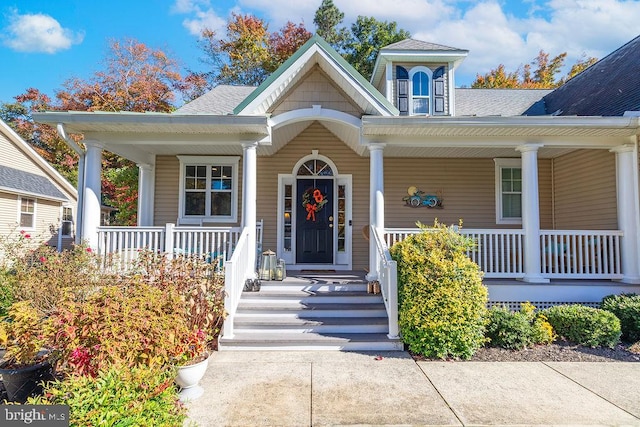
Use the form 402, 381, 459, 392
61, 206, 73, 236
495, 158, 522, 224
19, 197, 35, 229
178, 156, 239, 223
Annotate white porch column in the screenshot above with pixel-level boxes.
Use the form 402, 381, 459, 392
612, 144, 640, 283
517, 144, 548, 283
137, 163, 155, 226
242, 142, 258, 275
82, 141, 102, 249
367, 144, 385, 281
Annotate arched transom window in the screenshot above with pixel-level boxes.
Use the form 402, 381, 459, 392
296, 159, 334, 176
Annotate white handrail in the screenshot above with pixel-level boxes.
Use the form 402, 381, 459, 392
371, 225, 399, 339
222, 227, 252, 340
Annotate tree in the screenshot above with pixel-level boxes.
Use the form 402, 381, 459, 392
472, 50, 598, 89
342, 16, 410, 80
314, 0, 348, 49
3, 38, 200, 225
197, 14, 311, 86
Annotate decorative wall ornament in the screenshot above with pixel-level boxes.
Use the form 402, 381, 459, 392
403, 186, 443, 208
302, 188, 327, 221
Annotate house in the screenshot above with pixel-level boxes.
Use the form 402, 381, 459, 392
33, 35, 640, 349
0, 119, 77, 251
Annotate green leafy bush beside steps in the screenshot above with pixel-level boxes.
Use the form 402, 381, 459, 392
541, 304, 621, 348
485, 302, 555, 350
390, 221, 488, 359
29, 365, 186, 427
601, 293, 640, 342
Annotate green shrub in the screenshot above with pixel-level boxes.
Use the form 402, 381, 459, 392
0, 269, 16, 316
541, 304, 621, 348
601, 293, 640, 342
29, 365, 186, 427
485, 302, 555, 350
45, 281, 189, 376
390, 221, 488, 359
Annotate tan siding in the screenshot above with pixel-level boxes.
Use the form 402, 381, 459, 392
553, 149, 617, 229
270, 67, 362, 117
153, 155, 243, 227
384, 158, 552, 229
256, 122, 370, 269
0, 192, 18, 235
0, 133, 45, 172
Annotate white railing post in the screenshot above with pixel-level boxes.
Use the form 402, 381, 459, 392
387, 259, 399, 339
372, 226, 399, 340
165, 223, 175, 259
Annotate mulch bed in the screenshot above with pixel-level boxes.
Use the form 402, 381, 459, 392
412, 340, 640, 362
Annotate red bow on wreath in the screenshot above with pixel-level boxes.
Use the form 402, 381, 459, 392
302, 188, 327, 222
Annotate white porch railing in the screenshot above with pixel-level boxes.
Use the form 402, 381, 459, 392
96, 221, 263, 272
540, 230, 623, 279
384, 227, 622, 280
222, 227, 252, 340
371, 226, 399, 339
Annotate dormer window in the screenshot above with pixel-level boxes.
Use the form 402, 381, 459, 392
408, 67, 434, 116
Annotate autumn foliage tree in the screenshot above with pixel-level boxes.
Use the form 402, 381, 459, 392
1, 38, 205, 225
473, 51, 597, 89
197, 14, 311, 87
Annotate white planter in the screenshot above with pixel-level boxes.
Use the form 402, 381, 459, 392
175, 355, 209, 402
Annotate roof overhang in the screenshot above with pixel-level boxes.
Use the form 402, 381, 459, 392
362, 115, 640, 158
32, 111, 271, 164
0, 186, 68, 203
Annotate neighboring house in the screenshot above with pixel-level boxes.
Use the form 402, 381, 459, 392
0, 119, 77, 250
34, 35, 640, 346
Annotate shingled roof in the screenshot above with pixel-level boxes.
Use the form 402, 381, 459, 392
177, 85, 256, 115
455, 88, 550, 117
381, 39, 463, 52
540, 35, 640, 116
0, 165, 68, 201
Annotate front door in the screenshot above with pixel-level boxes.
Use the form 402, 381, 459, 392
296, 178, 334, 263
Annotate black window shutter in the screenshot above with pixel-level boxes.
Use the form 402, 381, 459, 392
396, 66, 409, 115
433, 66, 445, 114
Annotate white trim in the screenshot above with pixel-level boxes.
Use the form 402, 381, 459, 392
61, 205, 74, 237
408, 66, 433, 116
269, 106, 362, 131
17, 196, 36, 231
277, 153, 352, 269
177, 155, 240, 224
494, 158, 522, 225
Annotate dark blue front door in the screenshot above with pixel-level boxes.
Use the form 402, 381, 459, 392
296, 178, 333, 263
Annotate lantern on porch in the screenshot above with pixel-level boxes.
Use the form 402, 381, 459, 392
275, 259, 286, 281
259, 250, 277, 281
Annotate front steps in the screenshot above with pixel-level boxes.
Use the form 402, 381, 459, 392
218, 272, 403, 351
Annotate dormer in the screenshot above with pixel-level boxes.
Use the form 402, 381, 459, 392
370, 39, 468, 116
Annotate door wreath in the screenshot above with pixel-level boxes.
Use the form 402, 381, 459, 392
302, 188, 328, 221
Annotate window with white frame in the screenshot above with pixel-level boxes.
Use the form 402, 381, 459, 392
19, 197, 35, 229
178, 156, 239, 223
409, 67, 432, 115
495, 158, 522, 224
61, 206, 73, 236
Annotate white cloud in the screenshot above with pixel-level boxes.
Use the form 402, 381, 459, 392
171, 0, 227, 36
3, 10, 84, 54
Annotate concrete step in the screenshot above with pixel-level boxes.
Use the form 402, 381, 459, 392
235, 303, 388, 318
258, 282, 368, 292
233, 316, 389, 334
218, 332, 403, 351
240, 291, 383, 305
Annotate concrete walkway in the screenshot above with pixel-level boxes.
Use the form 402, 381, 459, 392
186, 351, 640, 426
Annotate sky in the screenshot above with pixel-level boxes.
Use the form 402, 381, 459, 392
0, 0, 639, 106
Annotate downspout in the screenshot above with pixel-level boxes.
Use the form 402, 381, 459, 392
57, 124, 85, 246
